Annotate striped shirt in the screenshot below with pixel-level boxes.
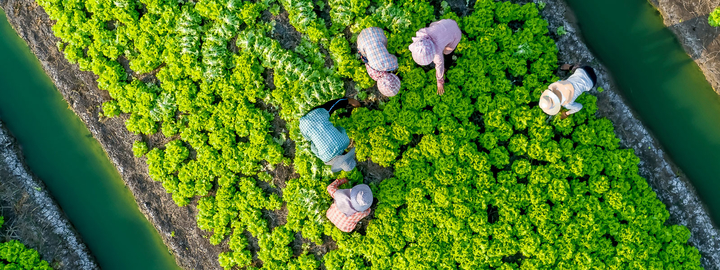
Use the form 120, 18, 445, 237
299, 109, 350, 162
326, 178, 372, 232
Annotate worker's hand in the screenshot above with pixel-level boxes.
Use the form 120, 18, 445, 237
437, 82, 445, 96
348, 98, 361, 108
560, 111, 568, 119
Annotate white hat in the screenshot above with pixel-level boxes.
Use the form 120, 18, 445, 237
539, 89, 561, 115
350, 184, 373, 212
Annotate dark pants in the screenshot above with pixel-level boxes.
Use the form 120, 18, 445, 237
580, 66, 598, 87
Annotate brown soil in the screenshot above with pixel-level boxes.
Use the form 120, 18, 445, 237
648, 0, 720, 94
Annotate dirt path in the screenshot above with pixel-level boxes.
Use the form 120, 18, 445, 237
648, 0, 720, 94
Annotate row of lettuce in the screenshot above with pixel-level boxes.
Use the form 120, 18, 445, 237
35, 0, 703, 269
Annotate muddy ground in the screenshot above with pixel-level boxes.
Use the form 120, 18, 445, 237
1, 0, 719, 268
648, 0, 720, 94
0, 120, 97, 270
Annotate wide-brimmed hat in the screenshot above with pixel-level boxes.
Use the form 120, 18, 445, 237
539, 89, 561, 115
409, 36, 434, 66
377, 73, 401, 97
350, 184, 373, 212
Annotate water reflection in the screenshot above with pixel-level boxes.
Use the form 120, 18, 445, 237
567, 0, 720, 222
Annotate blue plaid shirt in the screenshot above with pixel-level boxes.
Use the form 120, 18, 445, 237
299, 109, 350, 162
358, 27, 398, 72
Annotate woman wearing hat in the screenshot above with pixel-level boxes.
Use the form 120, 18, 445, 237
539, 66, 598, 119
408, 19, 462, 95
326, 178, 374, 232
357, 27, 401, 97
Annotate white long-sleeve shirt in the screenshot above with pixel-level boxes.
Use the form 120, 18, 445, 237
548, 69, 594, 115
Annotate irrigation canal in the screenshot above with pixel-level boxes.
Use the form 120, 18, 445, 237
566, 0, 720, 223
0, 9, 180, 270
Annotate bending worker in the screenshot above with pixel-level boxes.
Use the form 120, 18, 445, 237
357, 27, 401, 97
326, 178, 373, 232
299, 98, 360, 172
408, 19, 462, 95
539, 65, 598, 119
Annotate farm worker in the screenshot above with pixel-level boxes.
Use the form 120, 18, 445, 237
539, 65, 598, 119
357, 27, 401, 97
408, 19, 462, 96
326, 178, 373, 232
299, 98, 361, 172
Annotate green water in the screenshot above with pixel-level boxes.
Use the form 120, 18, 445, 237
0, 10, 180, 270
565, 0, 720, 223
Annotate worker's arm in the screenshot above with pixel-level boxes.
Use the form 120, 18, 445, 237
433, 52, 446, 84
565, 102, 583, 115
327, 178, 349, 198
357, 40, 367, 62
434, 52, 446, 95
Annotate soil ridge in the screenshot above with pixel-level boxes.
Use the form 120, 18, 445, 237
0, 119, 98, 270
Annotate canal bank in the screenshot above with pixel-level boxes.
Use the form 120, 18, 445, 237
0, 6, 182, 270
545, 0, 720, 267
647, 0, 720, 94
0, 119, 97, 269
0, 0, 222, 269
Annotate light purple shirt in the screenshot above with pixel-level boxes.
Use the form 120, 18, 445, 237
415, 19, 462, 83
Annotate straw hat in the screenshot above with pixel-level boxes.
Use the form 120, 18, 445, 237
539, 89, 562, 115
350, 184, 373, 212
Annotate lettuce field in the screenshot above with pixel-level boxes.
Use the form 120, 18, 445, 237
35, 0, 704, 269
